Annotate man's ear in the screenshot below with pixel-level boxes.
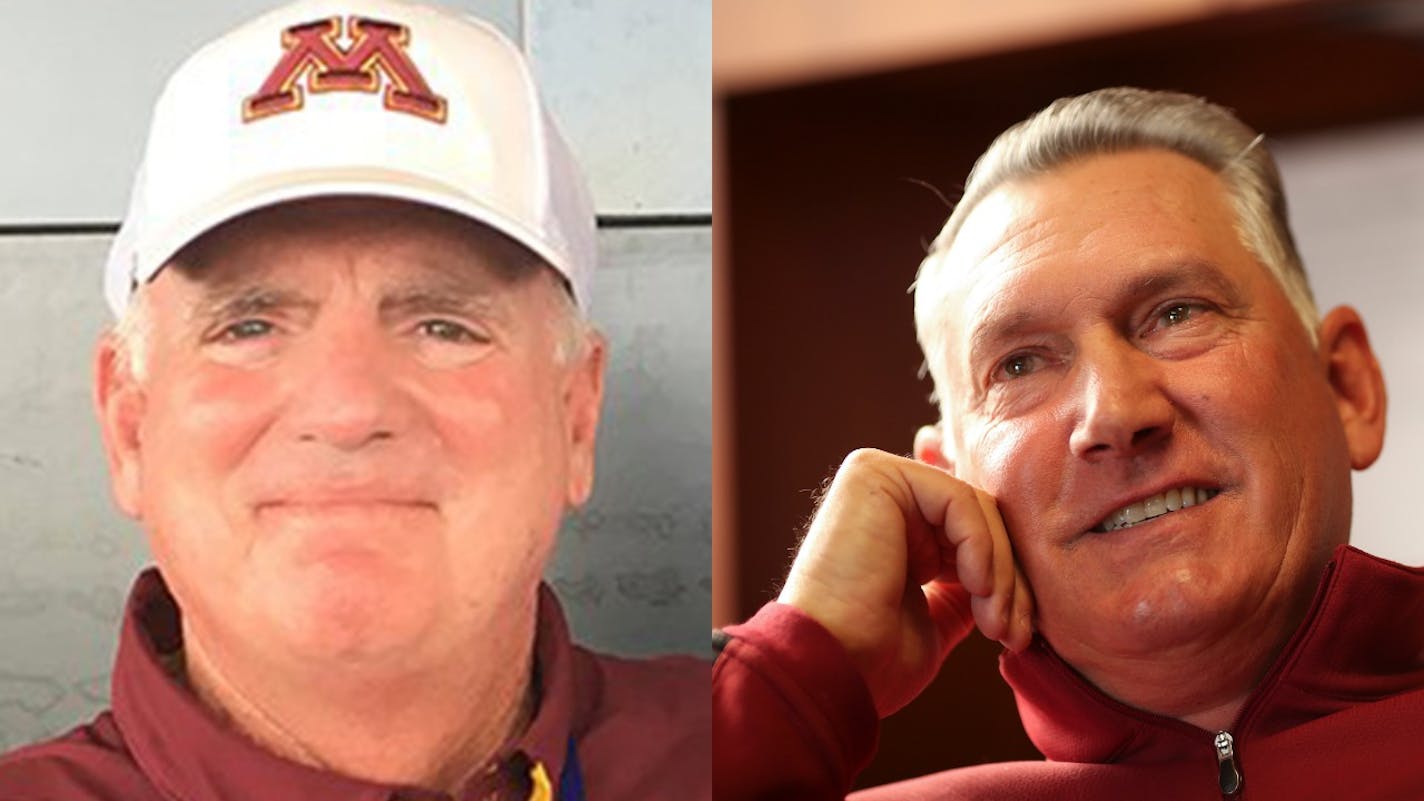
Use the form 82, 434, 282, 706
563, 330, 606, 508
1316, 305, 1386, 470
94, 333, 146, 519
913, 423, 956, 474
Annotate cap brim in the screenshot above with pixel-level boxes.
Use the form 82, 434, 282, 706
128, 167, 577, 308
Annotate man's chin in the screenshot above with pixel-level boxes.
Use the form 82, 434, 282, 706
264, 570, 442, 665
1042, 567, 1250, 661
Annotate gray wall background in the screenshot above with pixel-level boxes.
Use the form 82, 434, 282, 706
0, 0, 710, 751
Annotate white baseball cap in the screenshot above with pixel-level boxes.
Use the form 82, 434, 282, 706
104, 0, 595, 316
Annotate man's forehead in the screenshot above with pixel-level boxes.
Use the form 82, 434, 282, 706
164, 198, 540, 297
939, 190, 1041, 300
929, 151, 1243, 330
928, 187, 1055, 344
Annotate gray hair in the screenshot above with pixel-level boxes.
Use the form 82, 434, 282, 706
112, 285, 154, 381
548, 278, 596, 364
913, 87, 1319, 410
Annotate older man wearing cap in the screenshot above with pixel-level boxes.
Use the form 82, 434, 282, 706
0, 1, 709, 800
714, 88, 1423, 799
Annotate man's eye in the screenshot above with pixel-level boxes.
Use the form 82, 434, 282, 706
999, 353, 1039, 379
417, 319, 484, 343
1161, 303, 1199, 326
219, 319, 275, 341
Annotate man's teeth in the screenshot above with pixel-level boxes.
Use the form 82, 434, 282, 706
1095, 487, 1220, 532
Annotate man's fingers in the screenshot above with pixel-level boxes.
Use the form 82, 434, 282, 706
1005, 565, 1036, 652
970, 589, 1010, 642
923, 475, 994, 597
974, 488, 1015, 608
776, 448, 1043, 718
923, 579, 976, 651
837, 451, 995, 598
905, 513, 945, 588
889, 459, 1018, 626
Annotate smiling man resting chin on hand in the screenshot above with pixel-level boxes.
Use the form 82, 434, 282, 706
713, 88, 1424, 800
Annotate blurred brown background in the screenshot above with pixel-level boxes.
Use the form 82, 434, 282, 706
712, 0, 1424, 789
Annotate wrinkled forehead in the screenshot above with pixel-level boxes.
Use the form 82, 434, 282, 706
916, 185, 1064, 369
933, 190, 1036, 320
918, 151, 1249, 353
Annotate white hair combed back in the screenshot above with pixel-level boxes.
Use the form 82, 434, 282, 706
913, 87, 1320, 407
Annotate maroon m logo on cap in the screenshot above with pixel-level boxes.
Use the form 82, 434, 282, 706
243, 16, 448, 124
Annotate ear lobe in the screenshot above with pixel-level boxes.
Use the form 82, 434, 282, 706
913, 424, 956, 474
94, 334, 147, 519
564, 331, 607, 507
1317, 306, 1386, 470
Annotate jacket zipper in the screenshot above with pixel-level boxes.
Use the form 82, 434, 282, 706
1020, 558, 1346, 801
1207, 557, 1344, 799
1213, 730, 1242, 796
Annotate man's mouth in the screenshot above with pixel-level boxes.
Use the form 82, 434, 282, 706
1093, 486, 1221, 533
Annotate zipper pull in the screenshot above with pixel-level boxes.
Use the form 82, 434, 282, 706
1214, 731, 1243, 796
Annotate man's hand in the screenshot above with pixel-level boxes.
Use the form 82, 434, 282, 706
778, 449, 1034, 717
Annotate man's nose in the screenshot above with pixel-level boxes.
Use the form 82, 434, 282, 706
284, 324, 410, 451
1068, 335, 1175, 461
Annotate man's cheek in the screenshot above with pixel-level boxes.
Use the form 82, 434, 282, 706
964, 417, 1042, 499
172, 373, 285, 458
964, 419, 1061, 556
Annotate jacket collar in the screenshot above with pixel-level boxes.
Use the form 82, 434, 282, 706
110, 568, 579, 801
1001, 545, 1424, 763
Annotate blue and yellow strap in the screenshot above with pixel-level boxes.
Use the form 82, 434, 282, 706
527, 737, 583, 801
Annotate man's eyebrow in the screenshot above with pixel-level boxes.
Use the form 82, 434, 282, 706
187, 286, 316, 328
1120, 260, 1241, 304
966, 260, 1242, 361
378, 283, 505, 320
967, 310, 1040, 365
